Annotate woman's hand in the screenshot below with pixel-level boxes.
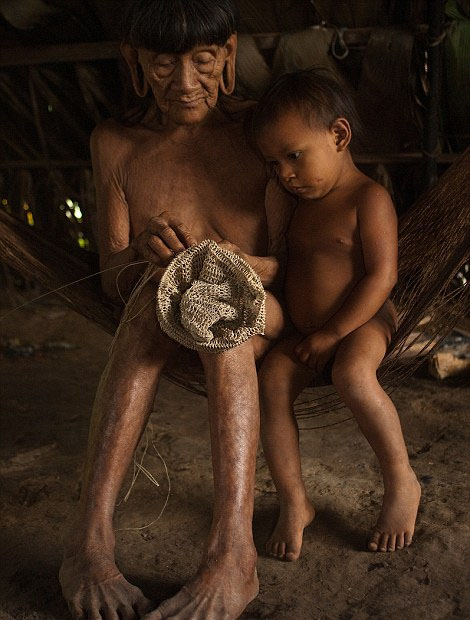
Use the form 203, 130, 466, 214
217, 239, 242, 256
132, 211, 197, 266
294, 329, 341, 373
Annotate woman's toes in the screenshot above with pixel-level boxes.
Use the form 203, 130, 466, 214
404, 532, 413, 547
277, 542, 286, 559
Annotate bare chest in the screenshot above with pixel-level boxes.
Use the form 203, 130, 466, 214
122, 135, 267, 252
288, 200, 360, 257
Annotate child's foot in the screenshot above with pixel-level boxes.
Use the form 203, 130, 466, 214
266, 497, 315, 561
368, 469, 421, 552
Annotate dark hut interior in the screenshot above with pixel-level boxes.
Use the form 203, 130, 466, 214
0, 2, 469, 619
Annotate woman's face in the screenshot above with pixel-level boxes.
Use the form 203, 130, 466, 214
138, 36, 235, 127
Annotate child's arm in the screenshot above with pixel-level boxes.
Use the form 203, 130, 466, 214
296, 185, 397, 372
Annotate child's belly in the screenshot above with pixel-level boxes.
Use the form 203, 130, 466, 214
285, 252, 363, 334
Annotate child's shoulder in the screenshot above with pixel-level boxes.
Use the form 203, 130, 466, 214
351, 174, 395, 217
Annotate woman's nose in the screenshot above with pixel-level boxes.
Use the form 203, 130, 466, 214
173, 59, 198, 91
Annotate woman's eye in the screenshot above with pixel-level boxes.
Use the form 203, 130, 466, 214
194, 55, 213, 66
155, 55, 175, 68
287, 152, 301, 161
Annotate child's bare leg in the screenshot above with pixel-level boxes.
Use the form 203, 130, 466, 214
258, 336, 316, 561
331, 316, 421, 552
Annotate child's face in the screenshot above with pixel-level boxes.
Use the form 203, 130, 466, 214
257, 110, 344, 200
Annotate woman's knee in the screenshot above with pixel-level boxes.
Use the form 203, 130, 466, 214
114, 301, 177, 362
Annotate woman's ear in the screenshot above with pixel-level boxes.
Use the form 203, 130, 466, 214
331, 118, 352, 151
219, 33, 238, 95
120, 43, 149, 98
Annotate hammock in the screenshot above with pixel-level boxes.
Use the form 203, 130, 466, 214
1, 149, 469, 422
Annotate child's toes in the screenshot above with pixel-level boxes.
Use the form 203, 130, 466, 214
404, 531, 413, 547
387, 534, 397, 552
396, 533, 405, 549
270, 541, 279, 557
277, 542, 286, 559
285, 543, 301, 562
368, 530, 381, 551
378, 533, 390, 552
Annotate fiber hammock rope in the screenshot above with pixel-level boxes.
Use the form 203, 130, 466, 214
1, 151, 468, 426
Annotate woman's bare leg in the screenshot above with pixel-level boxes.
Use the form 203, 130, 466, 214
258, 336, 316, 561
142, 294, 288, 619
60, 284, 178, 620
144, 341, 260, 620
331, 317, 421, 552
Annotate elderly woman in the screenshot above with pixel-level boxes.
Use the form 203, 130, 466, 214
59, 1, 290, 619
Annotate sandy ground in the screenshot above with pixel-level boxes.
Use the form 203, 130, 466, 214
1, 303, 469, 620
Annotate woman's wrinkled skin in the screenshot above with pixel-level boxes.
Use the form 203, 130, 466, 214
59, 31, 292, 620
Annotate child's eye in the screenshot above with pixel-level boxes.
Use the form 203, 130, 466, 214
287, 152, 301, 161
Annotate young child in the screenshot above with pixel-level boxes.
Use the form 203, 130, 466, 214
252, 69, 421, 561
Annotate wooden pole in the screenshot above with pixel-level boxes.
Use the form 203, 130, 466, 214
423, 0, 446, 189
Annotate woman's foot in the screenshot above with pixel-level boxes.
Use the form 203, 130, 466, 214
368, 469, 421, 552
266, 496, 315, 561
59, 548, 153, 619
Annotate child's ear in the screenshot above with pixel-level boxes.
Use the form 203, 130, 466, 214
331, 118, 351, 151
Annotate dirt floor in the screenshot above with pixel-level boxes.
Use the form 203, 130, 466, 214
1, 302, 469, 620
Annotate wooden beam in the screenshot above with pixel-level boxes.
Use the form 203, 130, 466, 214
0, 153, 460, 169
0, 41, 120, 67
0, 160, 92, 169
0, 26, 429, 67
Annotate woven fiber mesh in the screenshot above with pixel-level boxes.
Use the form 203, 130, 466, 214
156, 239, 266, 352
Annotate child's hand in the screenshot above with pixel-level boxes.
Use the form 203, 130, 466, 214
294, 330, 340, 373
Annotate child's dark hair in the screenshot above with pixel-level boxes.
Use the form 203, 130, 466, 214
252, 68, 363, 148
121, 0, 238, 54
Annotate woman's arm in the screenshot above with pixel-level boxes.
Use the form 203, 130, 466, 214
92, 122, 196, 303
218, 178, 294, 289
91, 121, 140, 303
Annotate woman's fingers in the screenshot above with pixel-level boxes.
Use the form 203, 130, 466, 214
150, 212, 197, 250
132, 212, 197, 265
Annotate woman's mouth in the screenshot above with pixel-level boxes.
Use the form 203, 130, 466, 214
174, 97, 203, 108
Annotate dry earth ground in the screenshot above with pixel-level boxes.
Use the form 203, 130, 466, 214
1, 304, 469, 620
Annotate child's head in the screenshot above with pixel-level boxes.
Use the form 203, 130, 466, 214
253, 68, 361, 199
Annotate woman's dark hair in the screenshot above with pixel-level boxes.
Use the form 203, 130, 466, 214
121, 0, 238, 53
252, 68, 363, 147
